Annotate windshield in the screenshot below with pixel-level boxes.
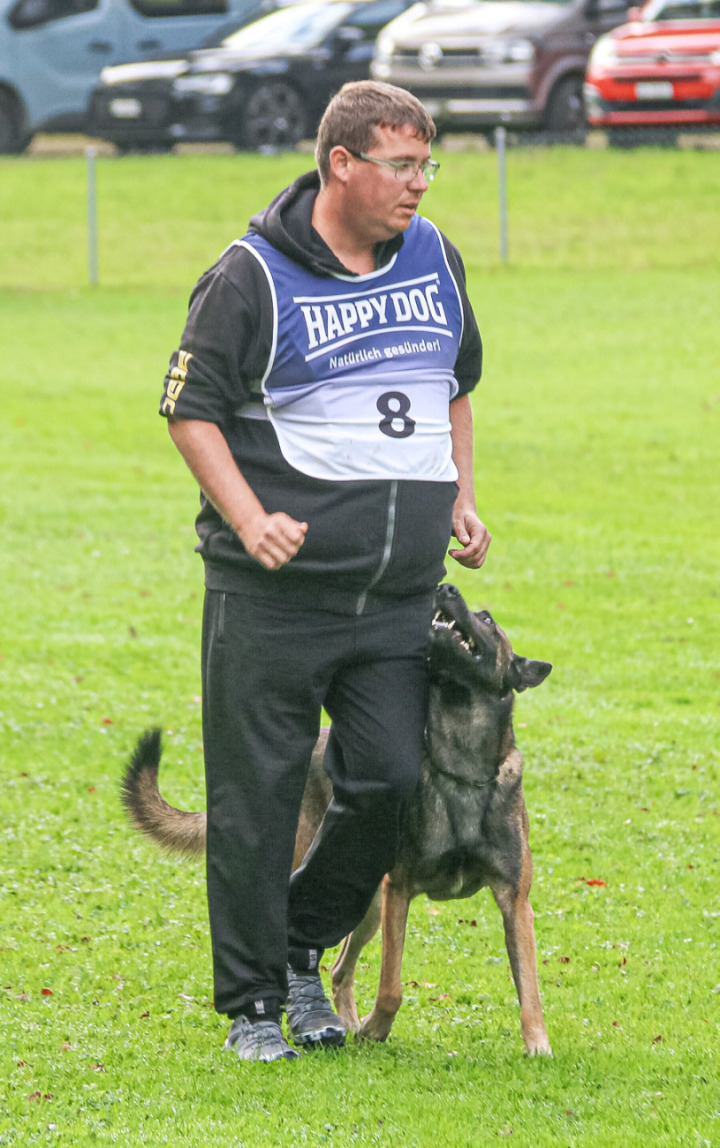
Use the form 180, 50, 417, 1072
220, 1, 353, 52
642, 0, 720, 18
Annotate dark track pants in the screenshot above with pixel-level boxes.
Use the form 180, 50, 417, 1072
202, 588, 434, 1019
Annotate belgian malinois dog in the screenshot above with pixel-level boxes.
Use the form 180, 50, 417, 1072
122, 582, 553, 1055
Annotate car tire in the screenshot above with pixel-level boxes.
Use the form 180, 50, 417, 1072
0, 89, 29, 154
240, 82, 307, 151
544, 75, 586, 136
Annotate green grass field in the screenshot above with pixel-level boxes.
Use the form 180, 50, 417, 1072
1, 146, 718, 1146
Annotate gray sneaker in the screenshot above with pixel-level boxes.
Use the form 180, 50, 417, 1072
225, 1016, 300, 1062
286, 967, 346, 1048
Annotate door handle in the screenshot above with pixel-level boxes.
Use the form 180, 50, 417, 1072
88, 40, 113, 52
137, 38, 162, 50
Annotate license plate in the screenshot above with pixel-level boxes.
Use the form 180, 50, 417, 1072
109, 98, 142, 119
635, 81, 673, 100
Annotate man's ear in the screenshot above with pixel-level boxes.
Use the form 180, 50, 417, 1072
328, 145, 351, 184
512, 656, 553, 692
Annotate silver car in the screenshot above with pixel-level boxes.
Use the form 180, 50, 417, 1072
372, 0, 631, 134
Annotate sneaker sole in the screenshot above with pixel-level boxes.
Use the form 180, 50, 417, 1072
292, 1027, 346, 1049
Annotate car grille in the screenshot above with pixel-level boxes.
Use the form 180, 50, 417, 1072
617, 50, 715, 65
607, 98, 708, 110
612, 72, 703, 83
408, 84, 529, 100
393, 47, 500, 67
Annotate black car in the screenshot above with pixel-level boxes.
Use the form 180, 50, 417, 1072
89, 0, 415, 151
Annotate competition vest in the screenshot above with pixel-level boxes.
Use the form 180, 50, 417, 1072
237, 214, 464, 483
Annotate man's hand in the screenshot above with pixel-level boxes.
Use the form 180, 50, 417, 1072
449, 509, 491, 569
167, 419, 308, 571
239, 511, 308, 571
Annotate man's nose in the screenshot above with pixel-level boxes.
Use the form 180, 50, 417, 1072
408, 166, 428, 191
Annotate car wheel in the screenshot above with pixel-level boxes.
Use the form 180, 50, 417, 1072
0, 90, 28, 154
240, 82, 307, 151
544, 75, 586, 136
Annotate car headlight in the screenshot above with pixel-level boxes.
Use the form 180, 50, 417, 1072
372, 33, 395, 78
173, 73, 234, 96
711, 47, 720, 63
483, 38, 535, 65
374, 33, 395, 66
589, 37, 619, 69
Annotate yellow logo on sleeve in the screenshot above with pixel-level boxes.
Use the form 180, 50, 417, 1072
162, 350, 193, 415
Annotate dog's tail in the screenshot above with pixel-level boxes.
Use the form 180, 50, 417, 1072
121, 728, 206, 856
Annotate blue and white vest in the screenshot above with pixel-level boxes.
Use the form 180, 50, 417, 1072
235, 214, 464, 483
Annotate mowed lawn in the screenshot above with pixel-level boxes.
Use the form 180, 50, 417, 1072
0, 146, 718, 1146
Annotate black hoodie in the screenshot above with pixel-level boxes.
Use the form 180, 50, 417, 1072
160, 171, 482, 614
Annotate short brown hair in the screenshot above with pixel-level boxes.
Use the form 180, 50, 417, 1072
315, 81, 436, 183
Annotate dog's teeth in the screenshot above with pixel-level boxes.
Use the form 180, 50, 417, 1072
447, 620, 456, 631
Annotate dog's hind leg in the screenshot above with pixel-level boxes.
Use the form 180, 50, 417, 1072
490, 845, 552, 1057
331, 888, 382, 1033
357, 872, 410, 1042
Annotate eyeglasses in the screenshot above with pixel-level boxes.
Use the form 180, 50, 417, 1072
344, 148, 440, 183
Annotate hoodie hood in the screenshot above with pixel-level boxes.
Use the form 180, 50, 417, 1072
248, 169, 404, 278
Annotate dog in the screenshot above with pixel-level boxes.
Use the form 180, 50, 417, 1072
122, 582, 553, 1055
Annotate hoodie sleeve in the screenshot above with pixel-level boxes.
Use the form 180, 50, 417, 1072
159, 247, 273, 425
440, 234, 483, 398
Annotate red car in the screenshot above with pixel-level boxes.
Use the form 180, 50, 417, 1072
584, 0, 720, 137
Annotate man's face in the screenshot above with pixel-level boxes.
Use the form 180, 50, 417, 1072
343, 123, 432, 241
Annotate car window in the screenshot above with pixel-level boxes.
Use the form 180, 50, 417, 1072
346, 0, 410, 27
220, 0, 353, 50
8, 0, 98, 30
594, 0, 629, 12
129, 0, 228, 15
642, 0, 720, 17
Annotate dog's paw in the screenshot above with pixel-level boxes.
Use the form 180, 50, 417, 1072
524, 1037, 553, 1057
357, 1011, 393, 1042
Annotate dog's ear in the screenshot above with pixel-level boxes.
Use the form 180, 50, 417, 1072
511, 657, 552, 692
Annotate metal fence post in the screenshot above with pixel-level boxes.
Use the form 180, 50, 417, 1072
494, 126, 509, 264
86, 145, 98, 286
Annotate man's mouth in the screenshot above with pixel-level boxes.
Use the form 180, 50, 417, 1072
432, 609, 478, 656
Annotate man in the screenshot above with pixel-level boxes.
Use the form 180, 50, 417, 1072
160, 80, 490, 1063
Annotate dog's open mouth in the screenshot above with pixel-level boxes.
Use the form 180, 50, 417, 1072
432, 609, 479, 657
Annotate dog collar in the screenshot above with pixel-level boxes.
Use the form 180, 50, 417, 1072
429, 761, 490, 790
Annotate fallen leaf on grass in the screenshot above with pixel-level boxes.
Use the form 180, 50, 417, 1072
41, 988, 53, 996
28, 1092, 53, 1102
653, 1035, 663, 1043
583, 878, 607, 887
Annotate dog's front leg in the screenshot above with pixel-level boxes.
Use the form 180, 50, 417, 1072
331, 889, 382, 1033
358, 872, 410, 1042
491, 857, 552, 1057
